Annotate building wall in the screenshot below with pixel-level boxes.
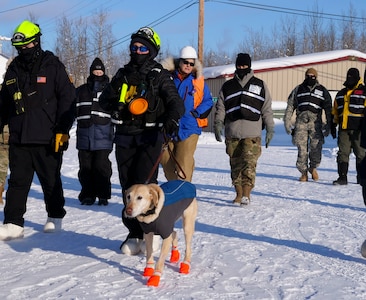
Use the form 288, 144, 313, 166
254, 59, 366, 102
206, 59, 366, 103
203, 55, 366, 132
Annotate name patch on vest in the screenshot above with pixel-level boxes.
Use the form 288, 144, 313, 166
314, 89, 323, 97
249, 84, 262, 95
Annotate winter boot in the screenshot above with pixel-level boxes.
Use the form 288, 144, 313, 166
299, 172, 308, 182
232, 185, 243, 204
120, 238, 142, 255
333, 162, 348, 185
240, 185, 252, 205
98, 198, 108, 206
44, 217, 62, 233
0, 223, 24, 240
309, 168, 319, 181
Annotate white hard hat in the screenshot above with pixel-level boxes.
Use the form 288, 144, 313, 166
180, 46, 198, 59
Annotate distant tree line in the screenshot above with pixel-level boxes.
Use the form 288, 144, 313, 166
4, 4, 365, 87
204, 4, 366, 66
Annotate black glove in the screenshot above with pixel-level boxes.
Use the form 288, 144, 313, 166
164, 119, 179, 137
214, 121, 223, 142
331, 123, 337, 139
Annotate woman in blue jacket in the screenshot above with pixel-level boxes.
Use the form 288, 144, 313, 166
160, 46, 213, 182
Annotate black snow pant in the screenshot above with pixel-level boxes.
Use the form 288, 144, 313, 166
78, 149, 112, 201
115, 131, 163, 239
4, 144, 66, 227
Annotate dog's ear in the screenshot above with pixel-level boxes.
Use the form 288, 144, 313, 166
148, 184, 162, 207
123, 188, 129, 206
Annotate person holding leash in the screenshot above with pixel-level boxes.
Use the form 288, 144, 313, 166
99, 27, 184, 255
160, 45, 213, 182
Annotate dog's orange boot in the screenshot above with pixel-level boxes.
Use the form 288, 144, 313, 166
179, 261, 190, 274
143, 267, 154, 277
170, 248, 180, 263
147, 272, 161, 287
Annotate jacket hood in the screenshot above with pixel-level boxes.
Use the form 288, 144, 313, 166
160, 56, 203, 78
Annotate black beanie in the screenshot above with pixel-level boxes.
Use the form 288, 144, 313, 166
346, 68, 360, 80
344, 68, 360, 88
90, 57, 105, 75
130, 37, 158, 59
236, 53, 251, 68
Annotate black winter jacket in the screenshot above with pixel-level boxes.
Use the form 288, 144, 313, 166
76, 75, 114, 151
99, 59, 184, 136
0, 50, 76, 145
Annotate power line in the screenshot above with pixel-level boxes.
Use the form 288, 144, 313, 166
107, 0, 198, 49
210, 0, 365, 23
0, 0, 49, 14
65, 0, 198, 63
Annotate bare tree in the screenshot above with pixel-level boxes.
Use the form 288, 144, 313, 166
340, 4, 357, 49
324, 20, 337, 51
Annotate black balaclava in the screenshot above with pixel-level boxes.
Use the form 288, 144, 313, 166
129, 36, 158, 68
235, 53, 251, 79
344, 68, 360, 89
17, 41, 42, 66
89, 57, 105, 81
303, 68, 318, 87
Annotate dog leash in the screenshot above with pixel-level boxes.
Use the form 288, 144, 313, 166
145, 135, 187, 184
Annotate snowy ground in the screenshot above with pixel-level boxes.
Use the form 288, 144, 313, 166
0, 119, 366, 300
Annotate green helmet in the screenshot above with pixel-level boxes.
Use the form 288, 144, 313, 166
131, 27, 160, 53
11, 20, 41, 47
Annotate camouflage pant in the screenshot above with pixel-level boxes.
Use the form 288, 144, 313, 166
225, 137, 262, 187
292, 120, 324, 173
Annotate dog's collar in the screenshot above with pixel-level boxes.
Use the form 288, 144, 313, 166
139, 205, 156, 217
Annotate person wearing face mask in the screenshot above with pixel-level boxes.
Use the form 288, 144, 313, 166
214, 53, 274, 206
331, 68, 366, 185
99, 27, 185, 255
284, 68, 332, 182
0, 20, 76, 240
75, 58, 113, 206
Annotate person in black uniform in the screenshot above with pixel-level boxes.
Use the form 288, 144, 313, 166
100, 27, 185, 255
76, 58, 113, 206
0, 20, 76, 240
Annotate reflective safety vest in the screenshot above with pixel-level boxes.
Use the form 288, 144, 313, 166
222, 76, 265, 122
295, 84, 327, 114
192, 76, 208, 128
333, 81, 366, 130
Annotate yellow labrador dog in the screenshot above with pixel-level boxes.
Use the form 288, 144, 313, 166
124, 180, 197, 287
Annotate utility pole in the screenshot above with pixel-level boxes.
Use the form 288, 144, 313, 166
198, 0, 204, 64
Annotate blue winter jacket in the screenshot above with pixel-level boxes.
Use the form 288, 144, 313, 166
172, 70, 213, 141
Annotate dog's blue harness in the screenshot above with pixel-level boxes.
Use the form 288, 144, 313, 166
139, 180, 196, 239
160, 180, 196, 206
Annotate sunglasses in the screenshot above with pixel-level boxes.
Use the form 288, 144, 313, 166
130, 45, 149, 53
182, 60, 194, 67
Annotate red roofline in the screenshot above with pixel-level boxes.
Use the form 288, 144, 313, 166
207, 55, 366, 79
